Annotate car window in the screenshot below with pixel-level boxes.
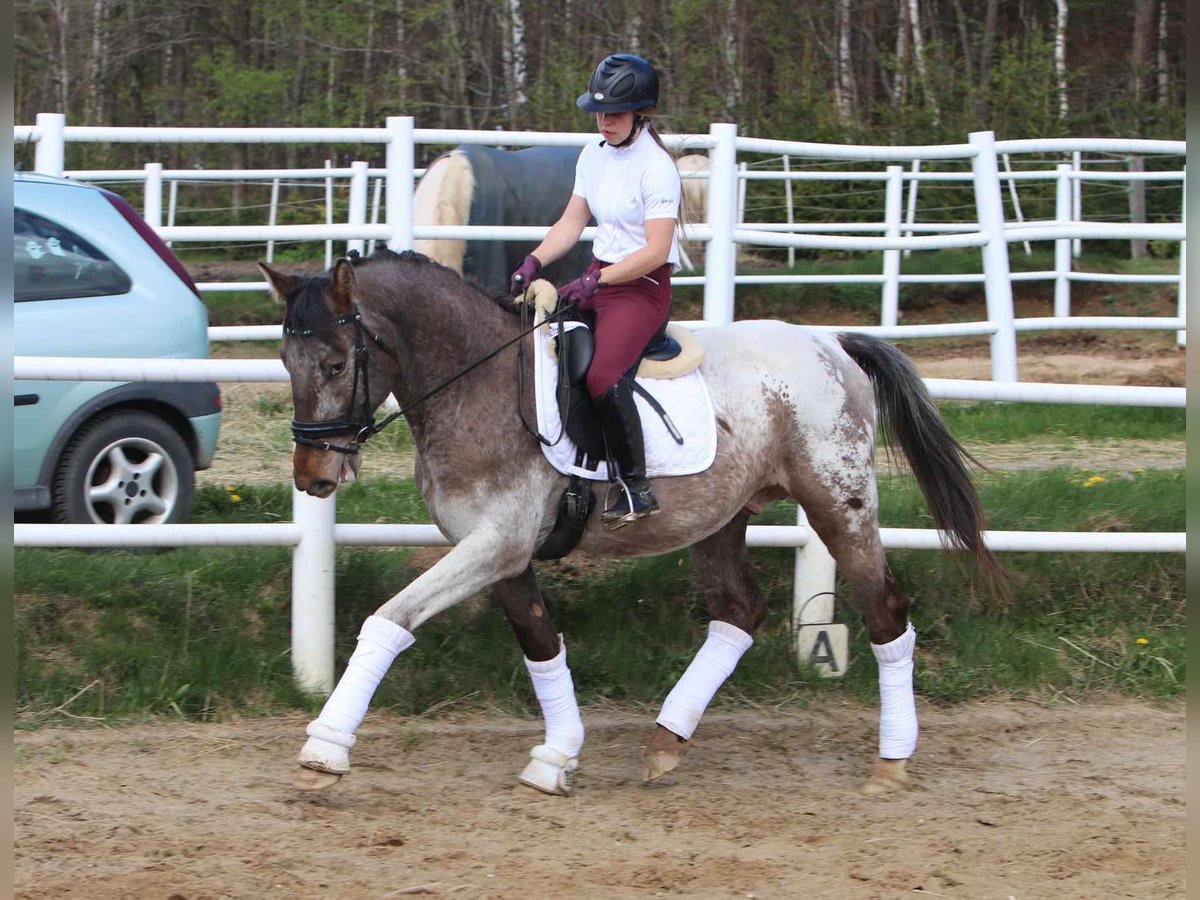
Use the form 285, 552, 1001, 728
14, 208, 132, 302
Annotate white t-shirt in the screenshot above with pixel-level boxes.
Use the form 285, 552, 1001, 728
572, 127, 682, 273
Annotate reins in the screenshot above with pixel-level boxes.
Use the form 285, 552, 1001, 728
287, 285, 577, 455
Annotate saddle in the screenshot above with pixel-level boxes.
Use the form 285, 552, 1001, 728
522, 282, 703, 462
517, 280, 705, 560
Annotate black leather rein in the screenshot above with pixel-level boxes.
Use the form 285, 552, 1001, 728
285, 296, 577, 456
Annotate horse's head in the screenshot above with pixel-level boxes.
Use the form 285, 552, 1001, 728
262, 258, 398, 498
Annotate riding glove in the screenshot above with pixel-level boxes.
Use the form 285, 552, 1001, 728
557, 271, 602, 304
510, 254, 542, 295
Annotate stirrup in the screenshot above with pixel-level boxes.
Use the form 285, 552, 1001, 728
601, 480, 660, 531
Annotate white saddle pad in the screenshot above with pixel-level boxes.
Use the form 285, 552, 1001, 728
533, 312, 717, 482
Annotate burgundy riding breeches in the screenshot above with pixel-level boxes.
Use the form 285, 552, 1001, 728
577, 260, 673, 398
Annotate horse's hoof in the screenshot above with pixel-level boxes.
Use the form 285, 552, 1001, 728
518, 745, 578, 796
293, 766, 344, 792
298, 732, 351, 774
642, 725, 689, 782
860, 758, 911, 795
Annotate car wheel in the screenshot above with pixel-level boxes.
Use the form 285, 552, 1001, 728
52, 410, 195, 525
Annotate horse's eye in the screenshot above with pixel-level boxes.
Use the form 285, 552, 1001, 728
329, 361, 346, 377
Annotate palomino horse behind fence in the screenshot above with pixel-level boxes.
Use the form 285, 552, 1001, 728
263, 247, 1004, 797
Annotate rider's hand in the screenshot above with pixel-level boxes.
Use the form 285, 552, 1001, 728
510, 254, 542, 295
557, 271, 601, 304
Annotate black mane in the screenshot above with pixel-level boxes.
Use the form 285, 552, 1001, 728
282, 244, 523, 337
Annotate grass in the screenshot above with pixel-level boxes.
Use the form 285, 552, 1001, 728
15, 466, 1185, 727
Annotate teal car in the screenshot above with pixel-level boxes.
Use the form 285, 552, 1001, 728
14, 173, 221, 524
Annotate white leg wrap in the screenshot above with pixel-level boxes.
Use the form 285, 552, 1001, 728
298, 615, 414, 773
524, 637, 584, 757
872, 622, 918, 760
656, 621, 753, 741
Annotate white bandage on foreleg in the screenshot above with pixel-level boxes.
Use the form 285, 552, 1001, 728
872, 622, 918, 759
656, 621, 753, 741
525, 637, 584, 757
307, 615, 415, 743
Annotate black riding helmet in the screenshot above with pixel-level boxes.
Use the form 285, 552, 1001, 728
577, 54, 660, 113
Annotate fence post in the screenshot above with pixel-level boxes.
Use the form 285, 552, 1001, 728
703, 122, 738, 325
792, 506, 846, 677
386, 116, 416, 251
167, 179, 179, 247
292, 488, 337, 694
348, 160, 368, 258
881, 165, 903, 327
324, 159, 334, 269
1128, 155, 1147, 259
970, 130, 1019, 383
1178, 167, 1187, 348
903, 159, 921, 259
143, 163, 163, 230
1054, 163, 1073, 318
782, 154, 795, 268
267, 178, 280, 263
1002, 153, 1032, 255
1072, 150, 1083, 258
34, 112, 65, 176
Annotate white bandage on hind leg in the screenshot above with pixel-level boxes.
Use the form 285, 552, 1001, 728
525, 637, 584, 758
872, 622, 918, 759
306, 615, 415, 747
656, 621, 753, 741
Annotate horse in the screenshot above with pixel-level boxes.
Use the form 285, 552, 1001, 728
413, 145, 708, 295
260, 247, 1004, 798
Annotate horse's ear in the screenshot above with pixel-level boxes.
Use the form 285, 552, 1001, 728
330, 258, 356, 316
258, 263, 303, 304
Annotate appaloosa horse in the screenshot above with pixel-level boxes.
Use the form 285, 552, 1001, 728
261, 247, 1003, 797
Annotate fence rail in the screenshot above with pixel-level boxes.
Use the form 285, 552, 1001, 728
13, 114, 1187, 692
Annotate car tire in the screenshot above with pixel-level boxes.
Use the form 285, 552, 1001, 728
52, 410, 196, 525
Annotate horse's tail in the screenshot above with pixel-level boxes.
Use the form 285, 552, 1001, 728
837, 332, 1007, 585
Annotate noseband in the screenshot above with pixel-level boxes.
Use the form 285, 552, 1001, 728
285, 305, 401, 455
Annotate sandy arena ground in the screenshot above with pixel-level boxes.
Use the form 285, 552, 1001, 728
14, 699, 1184, 899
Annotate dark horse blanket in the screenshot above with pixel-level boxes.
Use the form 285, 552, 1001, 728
459, 144, 596, 297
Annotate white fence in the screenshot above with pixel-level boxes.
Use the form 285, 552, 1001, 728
13, 114, 1187, 693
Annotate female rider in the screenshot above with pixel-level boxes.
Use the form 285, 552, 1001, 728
510, 53, 682, 531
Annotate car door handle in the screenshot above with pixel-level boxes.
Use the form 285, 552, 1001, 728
15, 394, 39, 406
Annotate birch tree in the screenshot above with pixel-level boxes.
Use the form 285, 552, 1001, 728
1054, 0, 1067, 124
834, 0, 854, 129
907, 0, 938, 123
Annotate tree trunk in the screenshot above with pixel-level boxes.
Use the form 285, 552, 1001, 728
1054, 0, 1068, 125
834, 0, 854, 130
974, 0, 998, 122
362, 1, 375, 127
723, 0, 742, 120
949, 0, 973, 84
1156, 0, 1170, 104
88, 0, 106, 125
395, 0, 408, 105
891, 0, 908, 108
907, 0, 938, 123
52, 0, 70, 114
503, 0, 527, 127
1131, 0, 1155, 107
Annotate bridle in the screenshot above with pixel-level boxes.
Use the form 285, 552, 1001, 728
285, 291, 578, 457
285, 305, 402, 456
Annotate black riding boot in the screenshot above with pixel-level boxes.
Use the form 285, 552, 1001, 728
593, 380, 660, 530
